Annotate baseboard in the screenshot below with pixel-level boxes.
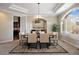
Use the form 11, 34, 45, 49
0, 39, 13, 44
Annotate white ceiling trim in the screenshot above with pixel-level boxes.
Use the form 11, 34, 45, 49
55, 3, 74, 15
0, 9, 27, 16
0, 3, 72, 16
53, 3, 64, 12
9, 4, 29, 14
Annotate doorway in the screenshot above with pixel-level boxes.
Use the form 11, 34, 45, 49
13, 16, 20, 40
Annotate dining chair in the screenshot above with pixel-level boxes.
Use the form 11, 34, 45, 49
19, 33, 28, 47
40, 33, 49, 49
27, 33, 37, 49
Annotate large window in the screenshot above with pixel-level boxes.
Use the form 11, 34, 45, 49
62, 8, 79, 34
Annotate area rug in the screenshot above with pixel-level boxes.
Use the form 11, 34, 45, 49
9, 45, 68, 54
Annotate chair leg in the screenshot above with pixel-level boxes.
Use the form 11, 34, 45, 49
36, 44, 37, 49
28, 44, 30, 49
47, 43, 49, 49
40, 44, 41, 49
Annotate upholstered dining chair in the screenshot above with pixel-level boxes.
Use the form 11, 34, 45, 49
27, 33, 37, 49
40, 33, 49, 49
49, 32, 58, 46
19, 33, 28, 47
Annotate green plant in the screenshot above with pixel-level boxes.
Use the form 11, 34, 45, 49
52, 24, 60, 32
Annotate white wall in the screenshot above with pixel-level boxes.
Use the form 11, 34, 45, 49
0, 11, 58, 43
46, 16, 58, 32
0, 11, 13, 43
20, 16, 27, 33
0, 11, 28, 43
27, 16, 33, 33
27, 16, 58, 33
0, 10, 28, 43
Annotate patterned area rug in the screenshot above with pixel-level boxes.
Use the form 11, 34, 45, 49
9, 45, 68, 54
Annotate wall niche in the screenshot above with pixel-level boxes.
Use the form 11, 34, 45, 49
32, 18, 47, 33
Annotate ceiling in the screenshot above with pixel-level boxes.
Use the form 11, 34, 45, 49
0, 3, 74, 16
14, 3, 62, 15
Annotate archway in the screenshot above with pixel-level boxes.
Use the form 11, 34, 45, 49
60, 7, 79, 34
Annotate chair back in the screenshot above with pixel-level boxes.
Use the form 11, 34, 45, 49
40, 33, 49, 43
28, 33, 37, 43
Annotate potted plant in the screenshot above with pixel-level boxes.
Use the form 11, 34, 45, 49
52, 24, 60, 32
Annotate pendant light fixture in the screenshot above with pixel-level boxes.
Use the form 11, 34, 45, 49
35, 3, 40, 23
38, 3, 40, 19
